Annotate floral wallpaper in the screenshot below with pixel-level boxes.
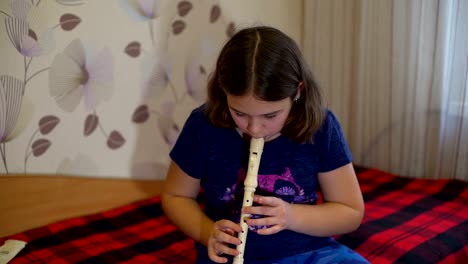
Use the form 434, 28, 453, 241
0, 0, 301, 179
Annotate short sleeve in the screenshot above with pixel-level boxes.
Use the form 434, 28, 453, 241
169, 107, 207, 179
314, 110, 352, 172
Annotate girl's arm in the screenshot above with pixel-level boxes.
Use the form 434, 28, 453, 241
162, 161, 242, 262
286, 162, 364, 236
161, 161, 213, 245
245, 162, 364, 237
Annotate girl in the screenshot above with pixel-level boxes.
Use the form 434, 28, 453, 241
161, 26, 368, 264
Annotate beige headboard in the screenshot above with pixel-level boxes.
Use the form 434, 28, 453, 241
0, 175, 165, 238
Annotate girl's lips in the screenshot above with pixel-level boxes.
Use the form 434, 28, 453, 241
243, 133, 280, 142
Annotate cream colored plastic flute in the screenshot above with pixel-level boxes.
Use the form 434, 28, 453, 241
233, 137, 264, 264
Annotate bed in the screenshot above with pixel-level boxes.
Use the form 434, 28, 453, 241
1, 167, 467, 264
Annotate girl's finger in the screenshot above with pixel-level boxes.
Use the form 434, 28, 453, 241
254, 195, 279, 206
209, 250, 228, 263
217, 220, 243, 233
244, 205, 275, 216
247, 216, 276, 227
217, 243, 239, 257
256, 224, 281, 235
214, 228, 241, 246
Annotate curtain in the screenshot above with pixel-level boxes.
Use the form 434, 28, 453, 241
303, 0, 468, 180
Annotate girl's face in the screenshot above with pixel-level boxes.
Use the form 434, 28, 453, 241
226, 93, 292, 141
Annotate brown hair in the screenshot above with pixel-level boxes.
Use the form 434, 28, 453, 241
205, 26, 325, 143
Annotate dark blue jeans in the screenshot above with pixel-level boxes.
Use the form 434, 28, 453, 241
196, 239, 369, 264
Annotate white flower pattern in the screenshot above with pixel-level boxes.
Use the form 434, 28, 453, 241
49, 39, 113, 112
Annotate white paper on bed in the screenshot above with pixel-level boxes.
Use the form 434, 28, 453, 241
0, 240, 27, 264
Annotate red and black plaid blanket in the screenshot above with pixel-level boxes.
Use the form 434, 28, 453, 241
1, 167, 467, 264
337, 167, 468, 263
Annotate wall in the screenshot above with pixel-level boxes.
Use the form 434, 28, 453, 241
0, 0, 302, 179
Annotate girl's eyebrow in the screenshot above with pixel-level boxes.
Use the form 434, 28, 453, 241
229, 106, 282, 116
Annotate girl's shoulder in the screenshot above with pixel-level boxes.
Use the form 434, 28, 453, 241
313, 109, 346, 142
181, 104, 228, 137
183, 104, 211, 128
319, 109, 342, 131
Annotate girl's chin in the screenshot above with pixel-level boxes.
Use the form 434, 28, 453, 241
264, 133, 281, 142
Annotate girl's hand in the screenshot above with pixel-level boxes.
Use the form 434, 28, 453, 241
207, 219, 241, 263
242, 195, 292, 235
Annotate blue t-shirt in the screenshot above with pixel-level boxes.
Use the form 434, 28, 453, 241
170, 104, 352, 261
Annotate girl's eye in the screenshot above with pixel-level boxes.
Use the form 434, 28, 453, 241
234, 112, 246, 117
264, 114, 277, 119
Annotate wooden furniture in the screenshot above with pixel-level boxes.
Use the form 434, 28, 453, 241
0, 174, 164, 237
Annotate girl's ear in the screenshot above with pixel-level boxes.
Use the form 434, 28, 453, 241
295, 81, 304, 99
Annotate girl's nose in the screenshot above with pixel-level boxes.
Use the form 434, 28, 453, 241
247, 118, 261, 136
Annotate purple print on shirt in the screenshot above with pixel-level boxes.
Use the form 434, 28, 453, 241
221, 167, 315, 231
